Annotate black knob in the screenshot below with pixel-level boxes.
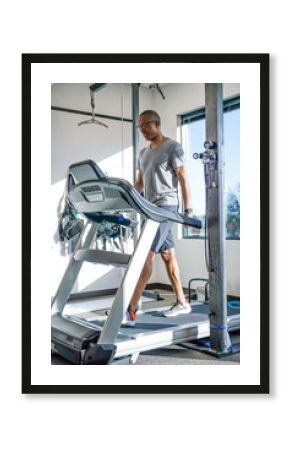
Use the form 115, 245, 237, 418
193, 152, 203, 159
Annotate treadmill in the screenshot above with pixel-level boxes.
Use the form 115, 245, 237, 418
51, 160, 240, 364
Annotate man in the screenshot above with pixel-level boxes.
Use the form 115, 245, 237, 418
123, 110, 193, 326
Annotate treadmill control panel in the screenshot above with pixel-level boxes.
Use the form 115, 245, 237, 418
81, 185, 104, 202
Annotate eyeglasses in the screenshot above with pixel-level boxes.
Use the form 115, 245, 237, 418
137, 120, 157, 130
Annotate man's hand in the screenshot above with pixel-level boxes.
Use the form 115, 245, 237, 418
183, 208, 193, 228
175, 167, 192, 227
183, 208, 193, 217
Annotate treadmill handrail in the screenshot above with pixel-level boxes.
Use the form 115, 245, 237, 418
68, 177, 202, 228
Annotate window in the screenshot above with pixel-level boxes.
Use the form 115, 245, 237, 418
181, 95, 240, 239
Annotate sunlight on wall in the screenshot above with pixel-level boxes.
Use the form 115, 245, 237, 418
75, 263, 122, 293
98, 145, 133, 182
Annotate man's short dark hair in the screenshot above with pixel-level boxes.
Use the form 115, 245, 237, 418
139, 110, 161, 125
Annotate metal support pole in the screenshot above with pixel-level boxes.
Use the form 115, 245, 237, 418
205, 83, 229, 354
132, 84, 140, 246
132, 84, 140, 183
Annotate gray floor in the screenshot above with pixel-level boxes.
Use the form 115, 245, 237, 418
51, 291, 240, 365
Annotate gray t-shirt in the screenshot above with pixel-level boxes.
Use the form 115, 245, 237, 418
137, 137, 184, 206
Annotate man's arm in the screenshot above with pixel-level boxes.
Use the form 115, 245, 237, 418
134, 169, 144, 193
175, 166, 192, 214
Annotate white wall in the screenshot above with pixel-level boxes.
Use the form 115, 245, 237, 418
51, 83, 240, 297
150, 83, 240, 295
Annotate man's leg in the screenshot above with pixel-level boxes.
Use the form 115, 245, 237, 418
161, 248, 188, 306
129, 250, 156, 311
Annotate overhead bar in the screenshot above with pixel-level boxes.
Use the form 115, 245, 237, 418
51, 106, 132, 123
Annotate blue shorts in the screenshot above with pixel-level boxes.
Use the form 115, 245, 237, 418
150, 205, 178, 253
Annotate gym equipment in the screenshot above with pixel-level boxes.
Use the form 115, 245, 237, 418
58, 203, 84, 255
78, 86, 108, 128
51, 160, 239, 365
187, 278, 209, 303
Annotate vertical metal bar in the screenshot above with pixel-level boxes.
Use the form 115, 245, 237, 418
205, 83, 229, 354
132, 83, 140, 245
97, 219, 159, 345
132, 84, 140, 183
51, 221, 98, 315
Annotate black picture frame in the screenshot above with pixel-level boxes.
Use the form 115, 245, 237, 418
22, 53, 269, 394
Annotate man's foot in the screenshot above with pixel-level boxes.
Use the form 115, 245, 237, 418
163, 300, 191, 317
122, 305, 137, 327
